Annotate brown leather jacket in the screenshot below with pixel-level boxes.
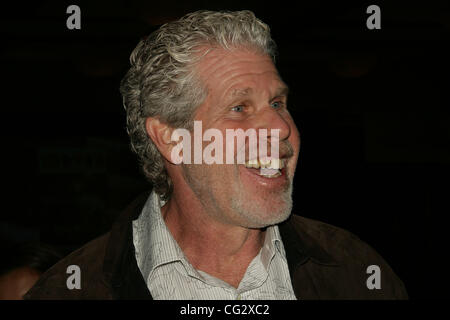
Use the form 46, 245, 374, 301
24, 191, 408, 300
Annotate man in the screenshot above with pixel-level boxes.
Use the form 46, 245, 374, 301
25, 10, 407, 299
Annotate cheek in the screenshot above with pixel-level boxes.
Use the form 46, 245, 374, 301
204, 164, 238, 180
288, 119, 301, 149
294, 128, 301, 151
288, 124, 301, 169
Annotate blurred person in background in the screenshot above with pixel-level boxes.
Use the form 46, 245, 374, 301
0, 242, 63, 299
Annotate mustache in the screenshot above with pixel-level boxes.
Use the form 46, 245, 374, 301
279, 141, 294, 159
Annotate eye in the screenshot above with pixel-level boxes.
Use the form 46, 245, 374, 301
271, 101, 284, 109
231, 105, 245, 112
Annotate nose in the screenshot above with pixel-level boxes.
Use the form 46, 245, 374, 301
256, 107, 291, 142
251, 107, 292, 159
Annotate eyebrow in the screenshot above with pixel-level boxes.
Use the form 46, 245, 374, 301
274, 85, 289, 98
227, 85, 289, 101
230, 87, 252, 99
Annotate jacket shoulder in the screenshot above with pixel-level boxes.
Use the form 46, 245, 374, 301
24, 233, 112, 300
289, 214, 373, 260
290, 214, 382, 261
288, 214, 408, 299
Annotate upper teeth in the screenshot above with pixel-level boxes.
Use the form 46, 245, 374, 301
244, 158, 285, 169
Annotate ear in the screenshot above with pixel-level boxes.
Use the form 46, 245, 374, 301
145, 117, 176, 163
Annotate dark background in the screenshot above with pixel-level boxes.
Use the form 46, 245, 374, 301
1, 0, 449, 299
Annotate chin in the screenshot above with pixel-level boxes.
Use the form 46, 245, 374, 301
231, 191, 293, 229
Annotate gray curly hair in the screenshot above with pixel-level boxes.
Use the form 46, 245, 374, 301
120, 10, 277, 201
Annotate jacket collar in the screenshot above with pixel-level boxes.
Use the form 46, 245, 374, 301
102, 191, 152, 299
101, 190, 338, 299
278, 216, 339, 268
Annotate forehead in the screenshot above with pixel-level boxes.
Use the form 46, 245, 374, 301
195, 47, 285, 98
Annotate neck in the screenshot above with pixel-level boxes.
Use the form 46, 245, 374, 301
161, 185, 265, 288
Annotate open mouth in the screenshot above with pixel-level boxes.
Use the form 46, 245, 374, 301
243, 157, 286, 178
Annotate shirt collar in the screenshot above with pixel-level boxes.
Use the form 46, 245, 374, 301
132, 191, 186, 282
260, 223, 288, 269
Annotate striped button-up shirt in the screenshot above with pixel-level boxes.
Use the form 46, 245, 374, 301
132, 191, 297, 300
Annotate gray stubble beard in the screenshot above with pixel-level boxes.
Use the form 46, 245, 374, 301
230, 178, 294, 229
181, 162, 295, 229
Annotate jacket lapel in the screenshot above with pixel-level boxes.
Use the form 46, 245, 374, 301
102, 191, 153, 299
278, 216, 339, 299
